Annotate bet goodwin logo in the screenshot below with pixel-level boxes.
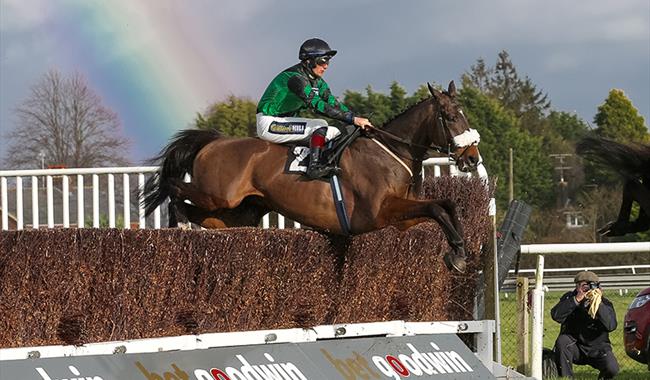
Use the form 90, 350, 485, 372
322, 341, 475, 379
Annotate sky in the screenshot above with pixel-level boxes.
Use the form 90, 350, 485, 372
1, 0, 649, 165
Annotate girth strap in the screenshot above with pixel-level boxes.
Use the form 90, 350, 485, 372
329, 174, 351, 235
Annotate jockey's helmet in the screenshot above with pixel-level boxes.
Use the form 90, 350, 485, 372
299, 38, 337, 61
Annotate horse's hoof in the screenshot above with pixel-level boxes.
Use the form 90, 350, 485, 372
178, 222, 192, 230
443, 252, 467, 273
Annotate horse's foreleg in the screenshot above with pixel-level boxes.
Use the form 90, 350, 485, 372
379, 197, 466, 272
620, 181, 650, 233
600, 179, 650, 236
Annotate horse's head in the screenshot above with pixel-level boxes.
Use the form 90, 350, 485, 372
428, 81, 481, 172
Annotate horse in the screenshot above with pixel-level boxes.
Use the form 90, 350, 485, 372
143, 81, 482, 272
576, 136, 650, 236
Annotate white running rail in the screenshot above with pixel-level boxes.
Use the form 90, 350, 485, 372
0, 167, 160, 230
1, 159, 488, 230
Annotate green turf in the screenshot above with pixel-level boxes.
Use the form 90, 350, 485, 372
498, 290, 648, 377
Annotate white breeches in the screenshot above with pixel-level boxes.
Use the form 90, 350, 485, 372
256, 113, 341, 144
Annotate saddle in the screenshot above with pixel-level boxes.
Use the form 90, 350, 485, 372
284, 125, 362, 178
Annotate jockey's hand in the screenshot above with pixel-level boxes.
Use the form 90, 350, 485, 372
354, 117, 374, 131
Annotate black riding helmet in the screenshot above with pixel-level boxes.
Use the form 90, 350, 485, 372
299, 38, 337, 61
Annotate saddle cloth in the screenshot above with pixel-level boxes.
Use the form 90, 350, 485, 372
284, 145, 311, 174
283, 125, 359, 175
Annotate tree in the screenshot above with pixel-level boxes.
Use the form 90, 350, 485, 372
342, 82, 432, 127
594, 89, 648, 142
458, 87, 555, 209
462, 51, 550, 134
584, 89, 650, 186
5, 69, 130, 168
195, 95, 257, 137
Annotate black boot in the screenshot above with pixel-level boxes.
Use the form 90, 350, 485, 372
306, 146, 339, 179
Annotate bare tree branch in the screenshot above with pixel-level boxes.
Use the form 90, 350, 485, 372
4, 69, 131, 168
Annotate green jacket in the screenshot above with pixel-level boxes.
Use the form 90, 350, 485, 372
257, 63, 354, 123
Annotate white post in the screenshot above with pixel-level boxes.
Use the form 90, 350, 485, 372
262, 213, 270, 228
123, 173, 130, 229
138, 173, 145, 229
108, 173, 115, 228
434, 165, 441, 177
154, 206, 161, 229
46, 175, 54, 228
0, 177, 7, 230
493, 211, 502, 363
531, 254, 545, 380
93, 174, 99, 228
16, 177, 23, 230
77, 175, 84, 228
62, 175, 69, 228
31, 176, 39, 229
278, 214, 285, 229
294, 221, 301, 229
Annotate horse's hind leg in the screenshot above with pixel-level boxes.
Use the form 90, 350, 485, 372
168, 198, 192, 229
176, 196, 269, 229
379, 197, 466, 272
169, 178, 230, 211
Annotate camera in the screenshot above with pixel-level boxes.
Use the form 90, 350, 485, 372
583, 281, 600, 291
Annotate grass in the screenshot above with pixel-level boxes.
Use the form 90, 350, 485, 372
499, 290, 648, 378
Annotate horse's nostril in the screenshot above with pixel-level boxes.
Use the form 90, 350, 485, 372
469, 156, 477, 165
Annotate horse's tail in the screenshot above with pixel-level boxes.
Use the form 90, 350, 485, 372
142, 128, 222, 216
576, 136, 650, 179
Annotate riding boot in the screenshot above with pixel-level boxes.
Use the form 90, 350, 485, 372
306, 146, 340, 179
306, 127, 340, 179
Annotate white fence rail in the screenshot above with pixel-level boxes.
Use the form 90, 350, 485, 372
0, 167, 160, 230
1, 159, 487, 231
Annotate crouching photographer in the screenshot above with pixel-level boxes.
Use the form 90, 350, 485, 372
551, 271, 619, 379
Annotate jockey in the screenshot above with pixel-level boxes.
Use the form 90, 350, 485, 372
256, 38, 373, 179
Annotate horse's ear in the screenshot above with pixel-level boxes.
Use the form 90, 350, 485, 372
428, 82, 441, 98
448, 81, 457, 97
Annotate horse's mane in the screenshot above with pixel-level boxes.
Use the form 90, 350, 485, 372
576, 136, 650, 179
381, 96, 433, 128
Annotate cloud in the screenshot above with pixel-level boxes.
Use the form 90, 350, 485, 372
0, 0, 54, 31
422, 0, 649, 45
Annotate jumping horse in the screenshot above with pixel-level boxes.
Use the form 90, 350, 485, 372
143, 81, 482, 272
576, 136, 650, 236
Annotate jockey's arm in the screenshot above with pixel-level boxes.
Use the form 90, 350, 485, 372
287, 75, 354, 124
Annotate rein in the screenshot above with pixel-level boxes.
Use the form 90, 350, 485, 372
371, 123, 451, 156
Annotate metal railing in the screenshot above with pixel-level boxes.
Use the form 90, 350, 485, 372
502, 264, 650, 293
1, 158, 488, 231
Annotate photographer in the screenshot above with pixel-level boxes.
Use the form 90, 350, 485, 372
551, 271, 619, 379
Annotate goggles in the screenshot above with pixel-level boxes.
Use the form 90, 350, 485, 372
315, 56, 331, 66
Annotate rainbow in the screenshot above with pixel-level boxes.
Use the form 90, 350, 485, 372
56, 1, 236, 160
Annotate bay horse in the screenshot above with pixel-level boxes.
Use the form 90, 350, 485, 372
143, 81, 482, 272
576, 136, 650, 236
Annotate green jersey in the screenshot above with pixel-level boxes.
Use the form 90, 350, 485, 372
257, 63, 354, 123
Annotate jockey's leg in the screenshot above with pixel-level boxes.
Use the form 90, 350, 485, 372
306, 127, 341, 179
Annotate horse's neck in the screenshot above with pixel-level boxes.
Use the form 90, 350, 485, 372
379, 100, 437, 161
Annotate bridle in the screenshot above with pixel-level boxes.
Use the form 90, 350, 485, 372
370, 110, 476, 162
